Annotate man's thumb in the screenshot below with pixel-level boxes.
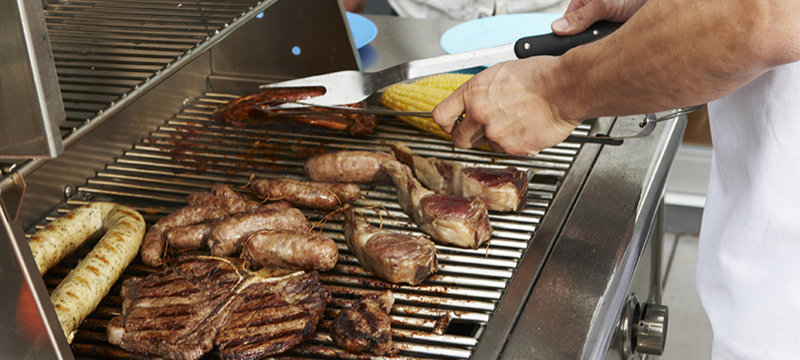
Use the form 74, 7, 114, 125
552, 3, 603, 35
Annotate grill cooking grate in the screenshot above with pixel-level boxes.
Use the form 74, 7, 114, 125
43, 0, 271, 139
30, 93, 588, 359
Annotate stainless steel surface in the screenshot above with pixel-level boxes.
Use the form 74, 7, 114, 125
1, 178, 73, 360
636, 303, 668, 355
209, 0, 360, 82
261, 43, 517, 107
500, 113, 686, 360
3, 0, 282, 179
1, 173, 27, 223
1, 0, 65, 159
26, 89, 594, 359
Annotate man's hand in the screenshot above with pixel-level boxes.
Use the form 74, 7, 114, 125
432, 57, 582, 157
552, 0, 647, 35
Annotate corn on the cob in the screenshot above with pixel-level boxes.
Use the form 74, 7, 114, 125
381, 74, 491, 151
381, 83, 453, 140
412, 73, 473, 92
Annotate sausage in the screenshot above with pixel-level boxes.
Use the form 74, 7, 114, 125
165, 223, 214, 250
186, 184, 261, 215
304, 151, 396, 184
250, 178, 361, 210
208, 207, 311, 257
242, 229, 339, 272
141, 206, 229, 267
27, 202, 145, 343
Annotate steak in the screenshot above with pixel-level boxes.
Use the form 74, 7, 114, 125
342, 206, 436, 285
107, 255, 329, 360
330, 291, 397, 356
392, 141, 528, 212
381, 160, 493, 249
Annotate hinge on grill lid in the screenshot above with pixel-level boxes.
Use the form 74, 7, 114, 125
0, 172, 26, 223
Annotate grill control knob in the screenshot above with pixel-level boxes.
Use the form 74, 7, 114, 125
635, 303, 669, 355
619, 295, 669, 358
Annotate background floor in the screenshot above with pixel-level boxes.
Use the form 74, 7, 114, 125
660, 233, 712, 360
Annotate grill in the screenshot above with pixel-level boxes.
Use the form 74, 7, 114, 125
1, 1, 684, 359
30, 91, 590, 359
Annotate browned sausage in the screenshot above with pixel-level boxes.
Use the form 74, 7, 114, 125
242, 229, 339, 272
165, 223, 214, 250
250, 178, 361, 210
141, 206, 228, 267
208, 208, 311, 257
186, 184, 261, 214
304, 151, 396, 184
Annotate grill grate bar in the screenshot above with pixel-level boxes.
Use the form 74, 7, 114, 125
29, 91, 587, 359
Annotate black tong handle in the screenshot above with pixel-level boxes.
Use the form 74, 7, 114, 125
514, 21, 622, 58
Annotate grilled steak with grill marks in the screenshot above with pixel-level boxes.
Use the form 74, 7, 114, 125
330, 291, 397, 356
107, 255, 329, 360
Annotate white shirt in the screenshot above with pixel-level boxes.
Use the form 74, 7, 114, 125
386, 0, 569, 21
697, 61, 800, 359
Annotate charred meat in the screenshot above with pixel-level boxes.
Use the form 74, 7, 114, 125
214, 88, 378, 136
241, 229, 339, 272
304, 150, 396, 184
250, 178, 361, 211
342, 206, 436, 285
330, 291, 397, 356
392, 141, 528, 212
107, 255, 329, 360
381, 160, 492, 249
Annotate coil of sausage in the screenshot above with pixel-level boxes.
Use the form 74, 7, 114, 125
27, 202, 145, 343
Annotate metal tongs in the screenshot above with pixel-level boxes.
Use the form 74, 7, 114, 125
255, 100, 701, 146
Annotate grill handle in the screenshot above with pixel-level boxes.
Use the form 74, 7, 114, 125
514, 21, 622, 58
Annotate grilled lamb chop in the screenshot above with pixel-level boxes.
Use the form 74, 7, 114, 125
250, 178, 361, 211
214, 88, 378, 136
107, 255, 329, 360
392, 141, 528, 212
330, 291, 397, 356
304, 150, 396, 184
381, 160, 492, 249
208, 207, 311, 257
342, 206, 436, 285
141, 206, 230, 267
241, 229, 339, 272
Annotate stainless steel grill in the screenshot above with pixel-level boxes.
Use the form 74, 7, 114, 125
28, 91, 592, 359
2, 1, 683, 359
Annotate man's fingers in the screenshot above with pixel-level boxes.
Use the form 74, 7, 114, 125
451, 117, 487, 149
552, 0, 607, 35
432, 87, 468, 134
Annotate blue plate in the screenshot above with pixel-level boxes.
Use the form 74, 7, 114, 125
346, 12, 378, 49
440, 13, 561, 54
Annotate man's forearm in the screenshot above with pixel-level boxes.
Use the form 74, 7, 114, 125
548, 0, 800, 122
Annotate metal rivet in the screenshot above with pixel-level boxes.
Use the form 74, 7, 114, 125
63, 184, 75, 199
524, 42, 531, 50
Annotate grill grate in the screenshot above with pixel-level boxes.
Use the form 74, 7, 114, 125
43, 0, 272, 139
30, 93, 589, 359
